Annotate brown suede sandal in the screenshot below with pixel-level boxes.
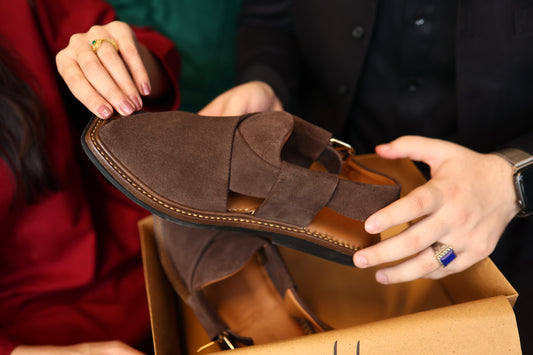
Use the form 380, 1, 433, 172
82, 110, 400, 265
153, 216, 330, 350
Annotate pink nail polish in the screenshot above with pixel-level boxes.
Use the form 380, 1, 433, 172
130, 96, 143, 111
141, 83, 151, 96
119, 100, 135, 115
97, 105, 112, 119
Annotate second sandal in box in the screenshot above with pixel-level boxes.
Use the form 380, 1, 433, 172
153, 216, 330, 350
82, 110, 401, 265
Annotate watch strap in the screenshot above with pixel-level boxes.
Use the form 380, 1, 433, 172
495, 147, 533, 217
495, 148, 533, 169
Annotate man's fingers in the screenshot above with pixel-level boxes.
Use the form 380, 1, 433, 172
365, 182, 442, 234
373, 247, 441, 284
355, 213, 448, 268
376, 136, 452, 167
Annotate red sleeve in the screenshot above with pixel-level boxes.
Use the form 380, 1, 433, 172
0, 334, 17, 355
34, 0, 180, 109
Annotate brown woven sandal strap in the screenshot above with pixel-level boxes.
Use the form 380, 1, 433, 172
254, 162, 339, 226
229, 112, 335, 199
254, 161, 401, 227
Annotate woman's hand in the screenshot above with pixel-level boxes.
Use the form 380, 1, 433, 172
353, 136, 520, 283
198, 81, 283, 116
56, 21, 166, 119
12, 341, 145, 355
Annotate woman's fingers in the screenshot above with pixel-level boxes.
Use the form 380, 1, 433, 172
104, 22, 150, 99
56, 52, 115, 118
77, 42, 137, 115
56, 21, 151, 118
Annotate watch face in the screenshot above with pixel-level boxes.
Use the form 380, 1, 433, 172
516, 165, 533, 213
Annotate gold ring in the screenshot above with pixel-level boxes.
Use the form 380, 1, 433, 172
91, 39, 118, 53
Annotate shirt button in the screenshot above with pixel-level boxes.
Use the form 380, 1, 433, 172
351, 25, 365, 39
338, 84, 349, 95
414, 17, 425, 26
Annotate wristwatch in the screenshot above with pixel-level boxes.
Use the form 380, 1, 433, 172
495, 147, 533, 217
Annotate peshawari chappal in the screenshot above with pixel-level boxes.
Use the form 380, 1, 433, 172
82, 110, 401, 266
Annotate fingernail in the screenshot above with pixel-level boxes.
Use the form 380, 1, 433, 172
97, 105, 112, 119
376, 271, 389, 284
376, 144, 392, 155
353, 254, 368, 268
141, 82, 151, 96
130, 95, 143, 111
365, 217, 380, 234
119, 100, 135, 115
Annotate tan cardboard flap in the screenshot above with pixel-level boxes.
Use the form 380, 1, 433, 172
139, 217, 182, 355
224, 295, 519, 355
441, 258, 518, 307
278, 247, 518, 329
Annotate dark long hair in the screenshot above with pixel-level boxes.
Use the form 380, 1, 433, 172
0, 40, 55, 204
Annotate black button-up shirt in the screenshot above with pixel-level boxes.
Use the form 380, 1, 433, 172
346, 0, 458, 153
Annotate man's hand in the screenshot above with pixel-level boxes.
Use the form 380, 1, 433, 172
199, 81, 283, 116
353, 136, 519, 283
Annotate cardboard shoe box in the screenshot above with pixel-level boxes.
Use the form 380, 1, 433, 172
138, 156, 521, 354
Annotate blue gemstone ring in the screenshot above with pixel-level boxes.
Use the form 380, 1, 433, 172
432, 242, 456, 267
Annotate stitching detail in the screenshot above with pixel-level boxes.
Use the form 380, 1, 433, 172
227, 207, 255, 214
89, 119, 358, 252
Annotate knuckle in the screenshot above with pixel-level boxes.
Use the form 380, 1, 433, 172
87, 96, 107, 110
109, 21, 133, 37
60, 70, 80, 87
97, 50, 118, 63
103, 86, 122, 100
90, 24, 104, 33
108, 20, 123, 29
109, 340, 124, 348
119, 43, 138, 58
442, 181, 461, 197
402, 233, 423, 253
410, 195, 427, 214
419, 257, 438, 274
453, 210, 471, 228
227, 94, 246, 108
471, 243, 491, 259
114, 21, 130, 32
80, 59, 101, 76
55, 52, 66, 72
69, 33, 84, 45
